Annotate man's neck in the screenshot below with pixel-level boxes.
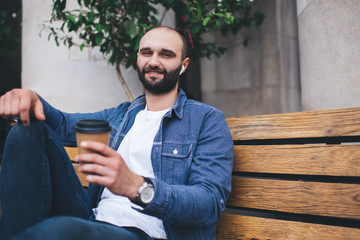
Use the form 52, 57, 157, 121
145, 88, 178, 111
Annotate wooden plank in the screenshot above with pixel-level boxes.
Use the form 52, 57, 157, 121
226, 107, 360, 141
233, 144, 360, 176
216, 214, 360, 240
227, 177, 360, 219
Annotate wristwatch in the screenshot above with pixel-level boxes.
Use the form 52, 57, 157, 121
133, 177, 155, 207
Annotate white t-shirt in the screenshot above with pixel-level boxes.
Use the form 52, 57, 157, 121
93, 106, 169, 239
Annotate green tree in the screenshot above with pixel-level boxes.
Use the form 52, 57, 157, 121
42, 0, 265, 101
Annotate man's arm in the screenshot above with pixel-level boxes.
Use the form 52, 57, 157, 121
0, 88, 145, 201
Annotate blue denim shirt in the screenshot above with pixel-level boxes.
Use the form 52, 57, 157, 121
41, 89, 234, 240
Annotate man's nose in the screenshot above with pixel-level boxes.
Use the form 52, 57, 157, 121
148, 54, 160, 67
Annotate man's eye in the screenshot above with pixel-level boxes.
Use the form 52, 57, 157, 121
161, 52, 172, 57
142, 51, 152, 56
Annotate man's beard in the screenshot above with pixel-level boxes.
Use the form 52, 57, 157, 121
137, 64, 182, 94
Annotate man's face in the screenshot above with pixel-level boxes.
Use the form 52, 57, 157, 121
136, 63, 182, 94
137, 28, 185, 94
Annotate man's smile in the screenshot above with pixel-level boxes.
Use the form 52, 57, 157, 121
144, 67, 166, 79
145, 71, 163, 78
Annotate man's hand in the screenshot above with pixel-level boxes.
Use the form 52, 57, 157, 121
75, 141, 144, 200
0, 89, 45, 126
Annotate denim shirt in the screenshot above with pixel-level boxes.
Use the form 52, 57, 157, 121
41, 89, 234, 240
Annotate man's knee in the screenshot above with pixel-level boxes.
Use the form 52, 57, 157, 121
1, 121, 53, 167
5, 121, 49, 145
14, 217, 92, 240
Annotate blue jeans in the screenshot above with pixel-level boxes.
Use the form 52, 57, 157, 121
0, 122, 152, 240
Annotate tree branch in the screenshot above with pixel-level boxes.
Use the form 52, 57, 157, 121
158, 8, 169, 26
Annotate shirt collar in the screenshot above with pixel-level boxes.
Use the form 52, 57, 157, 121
129, 88, 187, 120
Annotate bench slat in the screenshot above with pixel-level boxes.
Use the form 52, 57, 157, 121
227, 177, 360, 219
216, 214, 360, 240
233, 144, 360, 176
227, 107, 360, 141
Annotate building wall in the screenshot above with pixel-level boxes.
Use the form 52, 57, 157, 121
297, 0, 360, 111
200, 0, 301, 117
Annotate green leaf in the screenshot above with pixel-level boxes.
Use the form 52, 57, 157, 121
67, 14, 76, 24
87, 12, 94, 22
191, 23, 200, 34
218, 47, 228, 55
138, 23, 148, 29
54, 36, 59, 46
124, 20, 137, 39
57, 0, 66, 12
78, 14, 83, 24
95, 33, 104, 45
95, 23, 102, 32
215, 19, 221, 27
214, 13, 225, 17
80, 43, 85, 51
243, 39, 248, 46
202, 16, 211, 26
60, 22, 66, 31
105, 10, 111, 20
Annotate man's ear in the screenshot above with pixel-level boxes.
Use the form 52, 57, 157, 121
180, 58, 190, 75
180, 65, 185, 75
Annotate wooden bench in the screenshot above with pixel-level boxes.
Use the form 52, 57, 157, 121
66, 107, 360, 239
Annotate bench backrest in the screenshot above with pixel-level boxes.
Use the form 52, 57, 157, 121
216, 107, 360, 239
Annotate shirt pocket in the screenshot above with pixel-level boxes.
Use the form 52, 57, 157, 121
161, 143, 192, 185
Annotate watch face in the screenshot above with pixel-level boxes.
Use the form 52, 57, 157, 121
140, 185, 155, 203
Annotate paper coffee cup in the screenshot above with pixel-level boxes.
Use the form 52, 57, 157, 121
74, 119, 112, 155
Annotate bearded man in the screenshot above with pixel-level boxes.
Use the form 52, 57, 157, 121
0, 26, 233, 240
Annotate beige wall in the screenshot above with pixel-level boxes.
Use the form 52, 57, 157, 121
22, 0, 174, 113
297, 0, 360, 110
200, 0, 301, 117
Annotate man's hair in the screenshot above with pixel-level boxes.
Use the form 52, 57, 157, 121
144, 26, 188, 60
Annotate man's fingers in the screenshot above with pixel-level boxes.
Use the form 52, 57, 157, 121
0, 89, 43, 126
33, 100, 45, 121
2, 93, 13, 116
19, 95, 31, 126
76, 153, 107, 166
85, 174, 113, 186
80, 141, 114, 157
10, 97, 20, 116
79, 163, 110, 177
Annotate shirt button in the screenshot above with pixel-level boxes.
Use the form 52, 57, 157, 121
173, 149, 178, 155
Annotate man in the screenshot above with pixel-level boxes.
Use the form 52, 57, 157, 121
0, 26, 233, 240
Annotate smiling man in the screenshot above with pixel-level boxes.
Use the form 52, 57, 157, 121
0, 27, 233, 240
137, 27, 189, 96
